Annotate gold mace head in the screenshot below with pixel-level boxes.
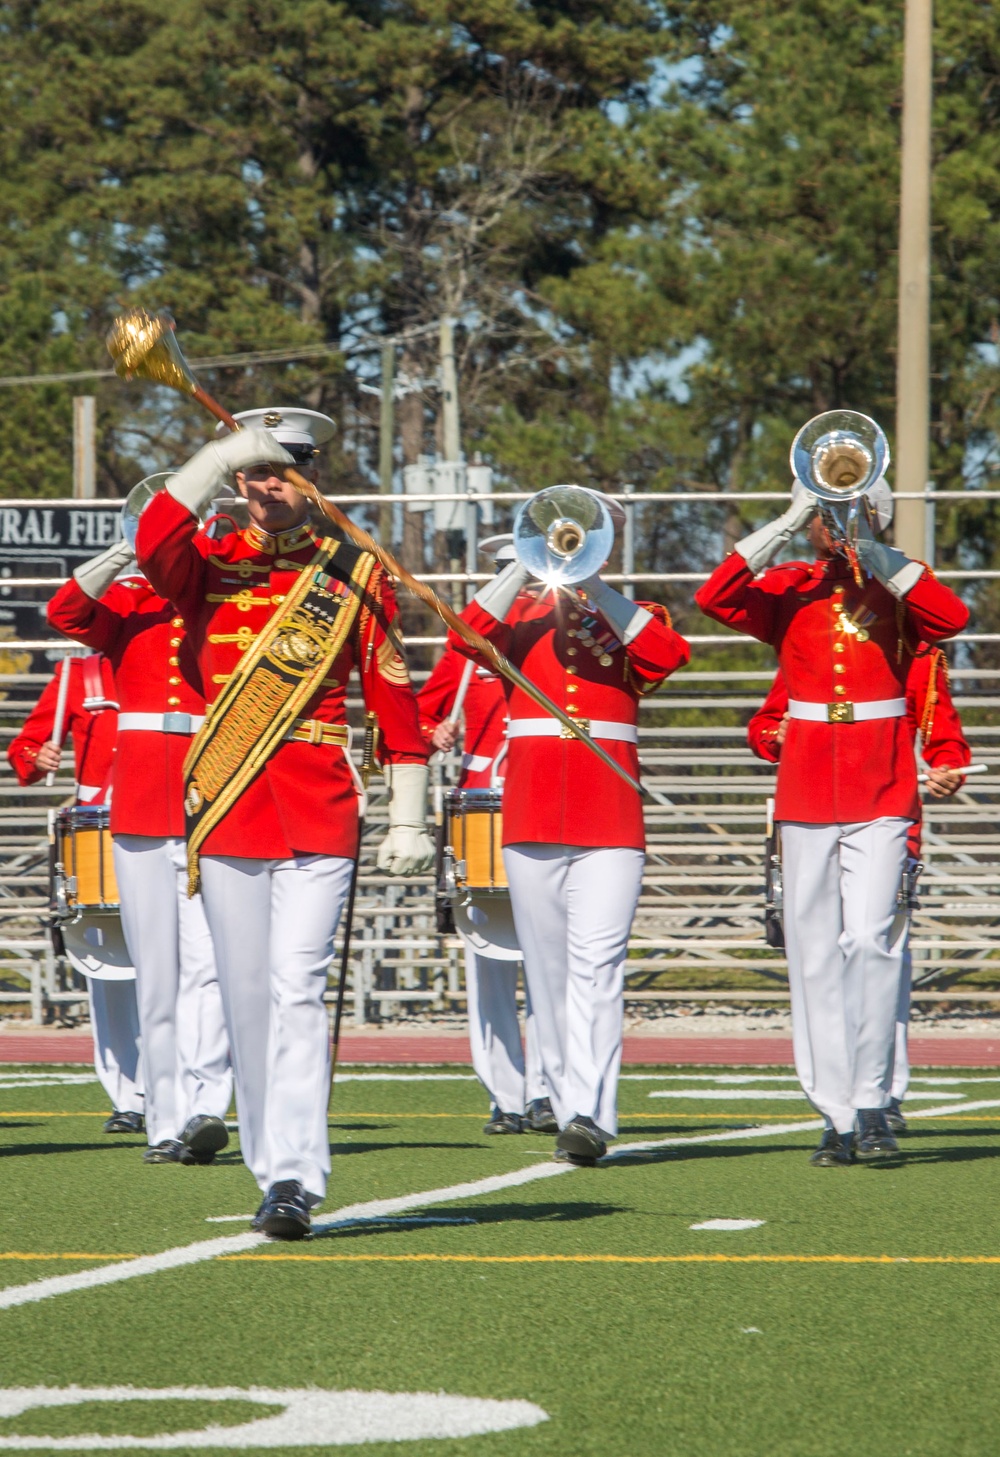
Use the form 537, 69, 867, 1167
105, 309, 198, 396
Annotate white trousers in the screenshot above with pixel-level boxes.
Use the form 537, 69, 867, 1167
781, 819, 909, 1134
199, 853, 353, 1203
114, 836, 232, 1147
504, 844, 644, 1137
464, 947, 546, 1115
87, 976, 143, 1114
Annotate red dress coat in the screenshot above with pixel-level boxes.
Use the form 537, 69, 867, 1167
450, 588, 690, 849
696, 552, 969, 824
135, 493, 428, 861
748, 647, 972, 858
417, 646, 508, 788
48, 578, 205, 837
8, 656, 117, 803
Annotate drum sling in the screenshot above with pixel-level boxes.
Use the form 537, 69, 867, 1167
183, 537, 376, 893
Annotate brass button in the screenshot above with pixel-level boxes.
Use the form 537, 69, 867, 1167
567, 703, 579, 714
834, 664, 845, 674
172, 617, 183, 627
168, 675, 181, 686
271, 594, 285, 605
170, 636, 182, 647
167, 695, 180, 707
567, 647, 577, 657
567, 684, 578, 694
567, 667, 577, 676
833, 643, 844, 653
833, 685, 845, 696
832, 588, 844, 598
168, 655, 179, 667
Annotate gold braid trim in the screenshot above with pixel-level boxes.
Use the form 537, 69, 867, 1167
183, 540, 376, 893
919, 647, 945, 742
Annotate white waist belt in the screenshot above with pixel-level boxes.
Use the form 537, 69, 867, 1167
506, 717, 639, 744
788, 697, 906, 725
461, 752, 494, 774
117, 712, 205, 735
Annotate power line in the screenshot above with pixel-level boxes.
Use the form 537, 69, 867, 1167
0, 320, 442, 390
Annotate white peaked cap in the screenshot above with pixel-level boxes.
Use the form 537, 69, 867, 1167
479, 533, 517, 564
215, 407, 336, 453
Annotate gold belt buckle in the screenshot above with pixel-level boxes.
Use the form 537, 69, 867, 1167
827, 701, 854, 724
561, 717, 590, 739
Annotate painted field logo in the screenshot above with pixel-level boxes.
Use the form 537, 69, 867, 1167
0, 1386, 548, 1448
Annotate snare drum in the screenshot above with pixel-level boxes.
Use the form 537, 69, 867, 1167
54, 806, 119, 912
445, 788, 507, 891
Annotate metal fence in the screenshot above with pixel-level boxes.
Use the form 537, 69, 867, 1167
0, 490, 996, 1024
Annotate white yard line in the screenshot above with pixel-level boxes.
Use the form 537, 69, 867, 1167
2, 1100, 997, 1313
907, 1099, 1000, 1118
0, 1122, 821, 1311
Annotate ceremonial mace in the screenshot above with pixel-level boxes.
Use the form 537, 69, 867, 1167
104, 309, 641, 794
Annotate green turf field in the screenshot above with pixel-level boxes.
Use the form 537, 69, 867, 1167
2, 1064, 1000, 1455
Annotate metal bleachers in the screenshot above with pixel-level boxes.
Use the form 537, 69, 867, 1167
1, 490, 998, 1024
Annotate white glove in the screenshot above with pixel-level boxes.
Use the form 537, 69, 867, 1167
735, 482, 818, 574
167, 428, 293, 517
473, 559, 532, 622
854, 514, 924, 599
376, 763, 434, 875
582, 576, 652, 645
73, 538, 137, 600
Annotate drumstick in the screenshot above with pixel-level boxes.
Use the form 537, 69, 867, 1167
918, 763, 988, 782
45, 652, 75, 788
447, 659, 475, 727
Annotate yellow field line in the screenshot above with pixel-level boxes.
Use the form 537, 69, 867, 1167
5, 1250, 1000, 1267
218, 1252, 1000, 1266
0, 1252, 136, 1261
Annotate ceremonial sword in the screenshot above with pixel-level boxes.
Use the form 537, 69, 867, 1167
330, 710, 379, 1098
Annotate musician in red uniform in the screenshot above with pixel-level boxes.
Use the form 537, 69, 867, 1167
697, 473, 968, 1163
451, 494, 690, 1164
48, 538, 232, 1167
418, 536, 553, 1136
135, 408, 433, 1238
748, 643, 970, 1131
9, 655, 143, 1133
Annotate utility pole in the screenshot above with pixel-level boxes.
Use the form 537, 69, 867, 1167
894, 0, 933, 559
439, 317, 461, 463
378, 342, 395, 544
72, 396, 96, 499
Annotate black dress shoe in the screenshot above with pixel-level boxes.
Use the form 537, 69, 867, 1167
179, 1114, 229, 1165
555, 1115, 607, 1166
483, 1108, 524, 1135
143, 1139, 185, 1164
809, 1128, 854, 1167
251, 1180, 311, 1240
885, 1098, 907, 1135
855, 1108, 901, 1161
524, 1098, 559, 1134
103, 1110, 145, 1135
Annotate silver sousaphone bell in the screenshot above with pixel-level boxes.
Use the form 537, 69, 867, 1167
512, 485, 615, 587
790, 410, 890, 579
120, 473, 240, 549
790, 409, 889, 506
